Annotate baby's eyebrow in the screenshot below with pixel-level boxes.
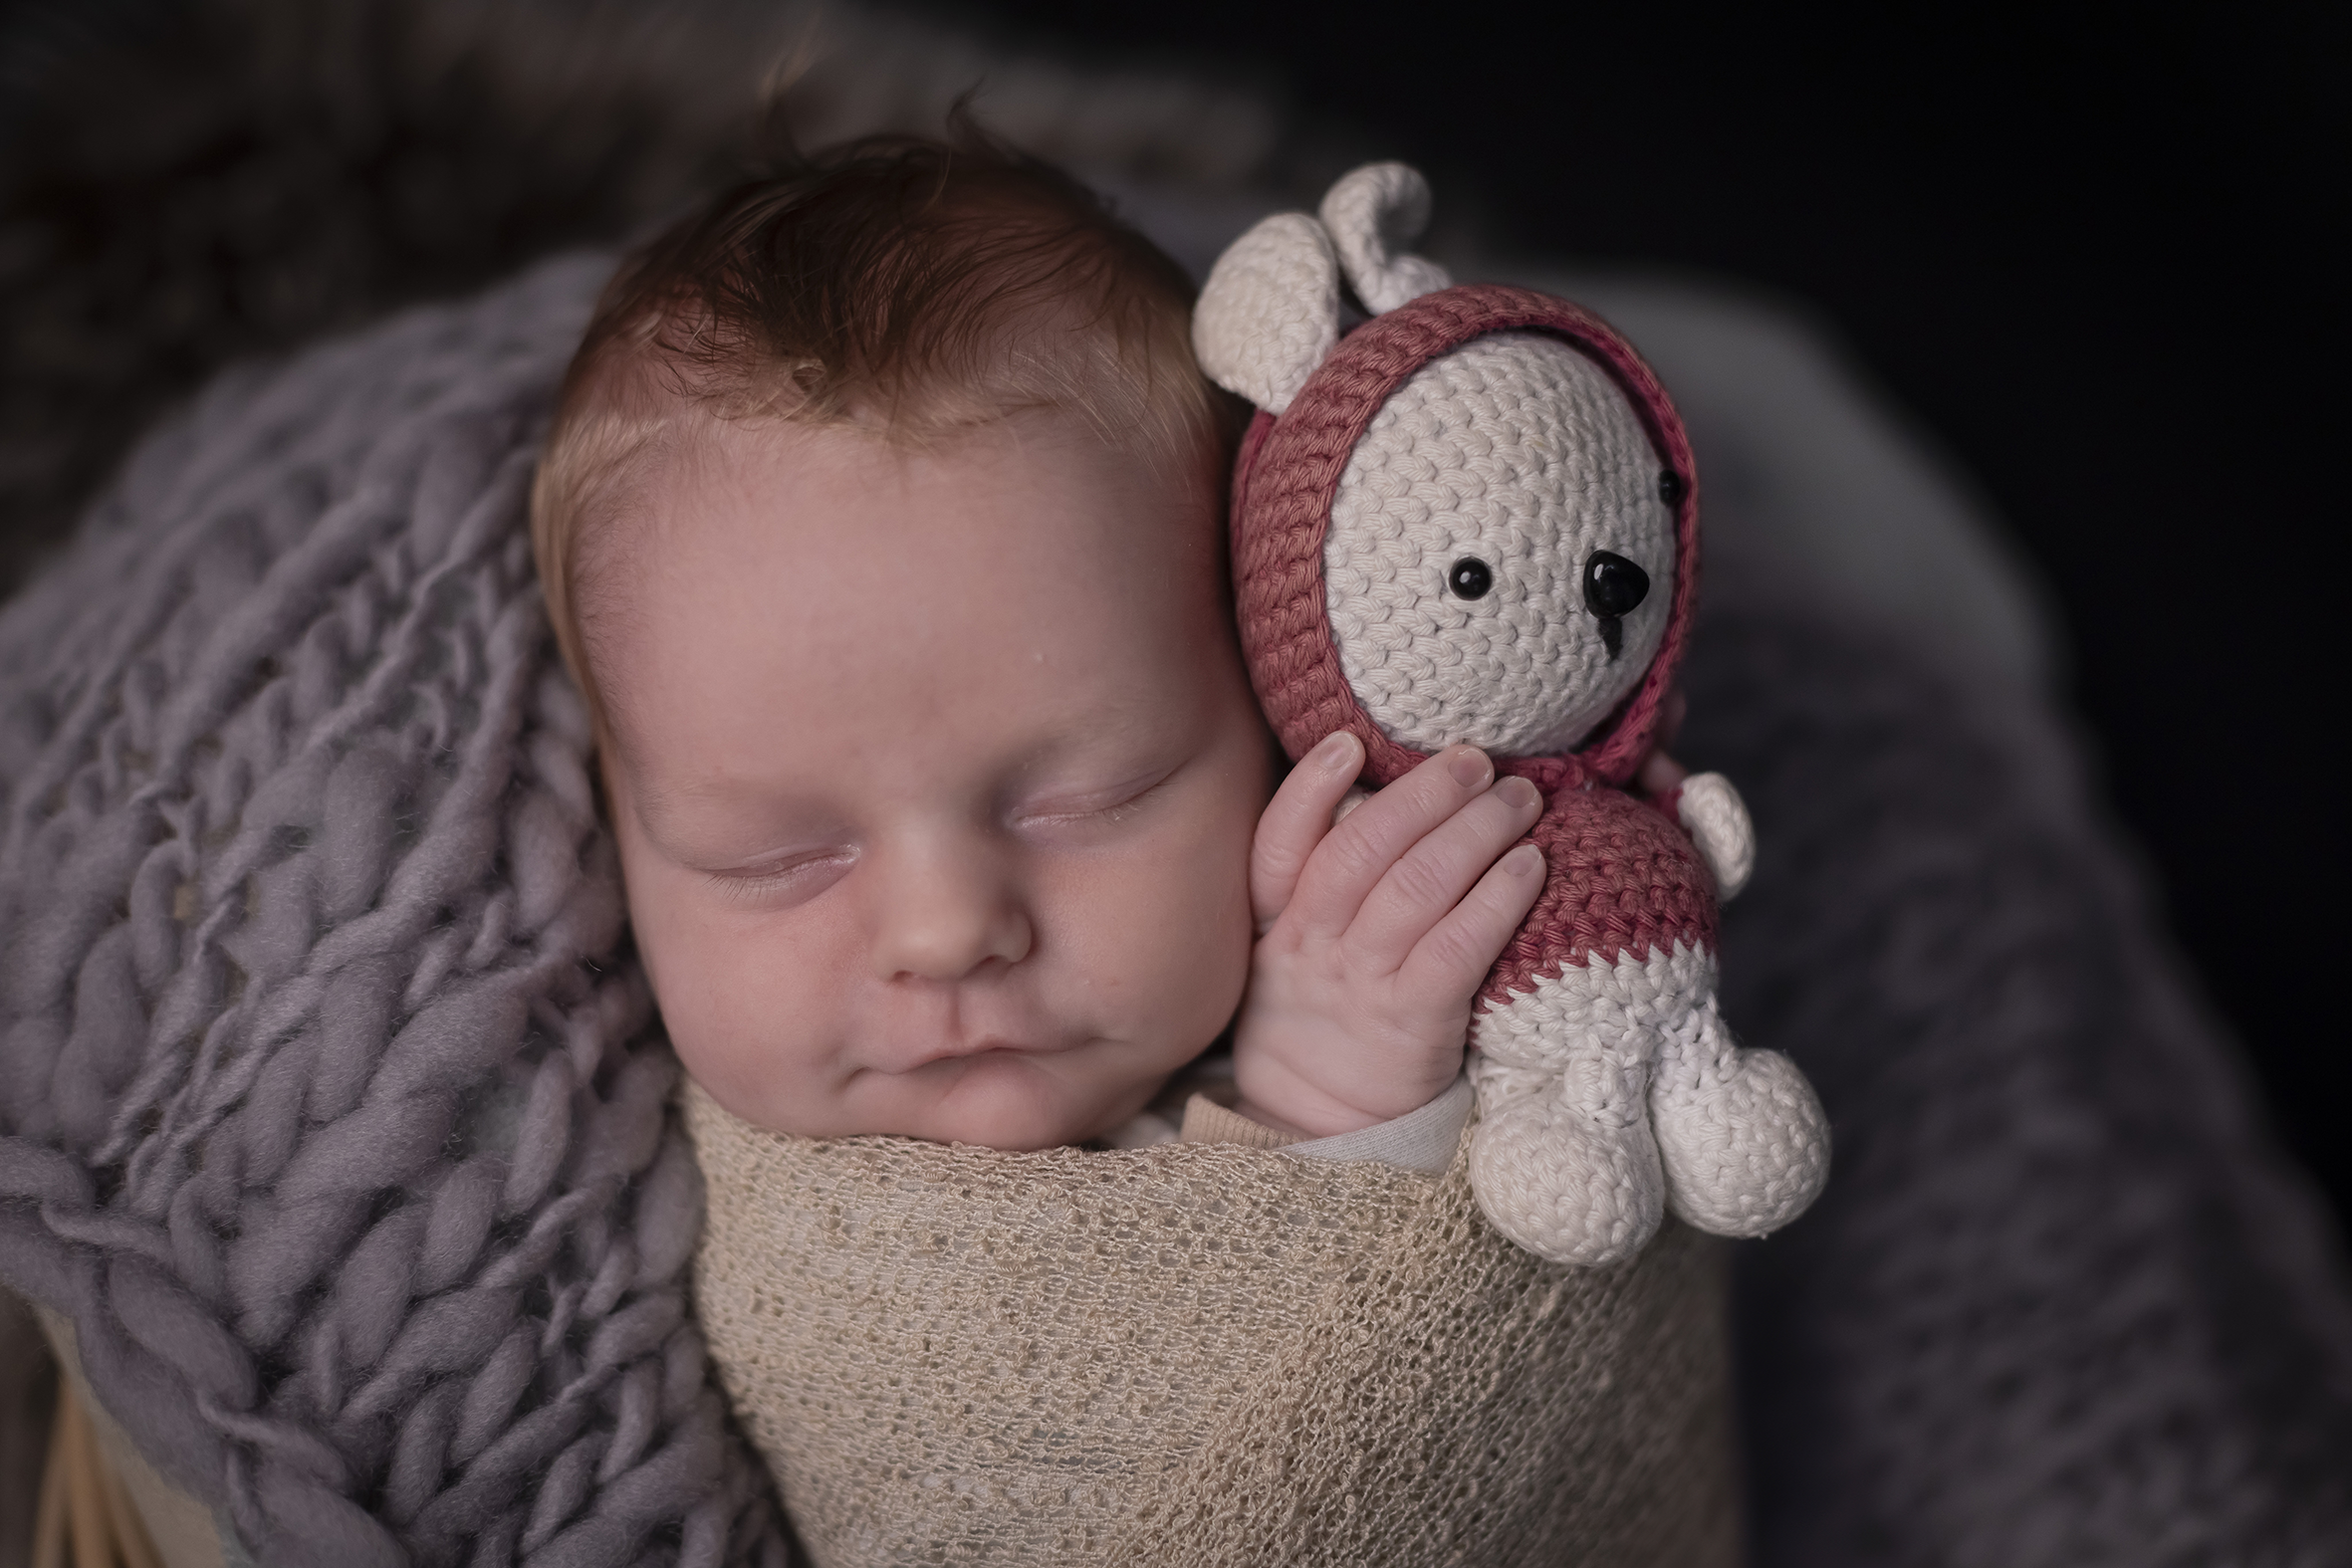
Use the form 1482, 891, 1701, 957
1006, 708, 1190, 782
621, 771, 823, 847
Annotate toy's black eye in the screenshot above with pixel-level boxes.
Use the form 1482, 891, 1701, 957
1583, 552, 1650, 618
1658, 470, 1685, 508
1448, 557, 1494, 599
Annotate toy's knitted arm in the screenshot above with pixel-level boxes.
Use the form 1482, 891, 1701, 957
1672, 774, 1756, 901
1632, 691, 1757, 902
1635, 750, 1757, 904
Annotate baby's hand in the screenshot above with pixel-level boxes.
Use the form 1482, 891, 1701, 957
1230, 732, 1546, 1138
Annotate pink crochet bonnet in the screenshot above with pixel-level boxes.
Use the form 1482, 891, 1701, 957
1227, 284, 1701, 794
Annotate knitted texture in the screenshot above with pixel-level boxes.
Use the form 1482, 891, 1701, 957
35, 1306, 225, 1567
685, 1083, 1739, 1568
6, 18, 2343, 1545
0, 255, 788, 1567
0, 0, 1290, 602
1484, 785, 1715, 998
1188, 213, 1340, 416
1671, 773, 1755, 900
1325, 332, 1675, 758
1316, 163, 1452, 316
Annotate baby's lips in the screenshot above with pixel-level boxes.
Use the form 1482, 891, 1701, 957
860, 1031, 1064, 1075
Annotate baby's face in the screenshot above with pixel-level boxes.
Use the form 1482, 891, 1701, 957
592, 408, 1269, 1150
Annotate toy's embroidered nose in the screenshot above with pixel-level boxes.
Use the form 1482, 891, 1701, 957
1583, 551, 1650, 659
1448, 557, 1494, 598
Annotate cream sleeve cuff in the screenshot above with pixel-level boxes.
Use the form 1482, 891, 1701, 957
1177, 1074, 1473, 1176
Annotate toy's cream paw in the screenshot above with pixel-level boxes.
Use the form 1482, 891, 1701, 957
1676, 772, 1755, 901
1651, 1008, 1830, 1237
1467, 1081, 1666, 1267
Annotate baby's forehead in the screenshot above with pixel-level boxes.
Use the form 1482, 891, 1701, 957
781, 400, 1213, 539
592, 508, 1254, 831
592, 391, 1215, 566
586, 402, 1236, 728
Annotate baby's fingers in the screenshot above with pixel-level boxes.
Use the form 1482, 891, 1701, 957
1284, 745, 1495, 941
1348, 774, 1542, 970
1399, 841, 1547, 1007
1251, 731, 1363, 928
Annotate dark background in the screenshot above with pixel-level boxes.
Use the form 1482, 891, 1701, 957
3, 0, 2344, 1221
960, 0, 2352, 1218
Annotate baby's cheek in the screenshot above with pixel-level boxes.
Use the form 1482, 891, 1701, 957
659, 954, 841, 1135
619, 851, 838, 1134
1081, 819, 1255, 1049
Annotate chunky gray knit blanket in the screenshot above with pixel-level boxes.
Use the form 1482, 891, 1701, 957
4, 251, 2350, 1566
0, 255, 786, 1566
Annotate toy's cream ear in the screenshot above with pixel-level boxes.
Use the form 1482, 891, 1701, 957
1192, 212, 1339, 415
1319, 162, 1452, 315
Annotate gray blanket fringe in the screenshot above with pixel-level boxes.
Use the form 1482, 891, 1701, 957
0, 253, 789, 1567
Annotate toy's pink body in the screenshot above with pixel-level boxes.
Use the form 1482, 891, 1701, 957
1481, 785, 1715, 1008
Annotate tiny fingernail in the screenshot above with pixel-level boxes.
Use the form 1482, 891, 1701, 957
1314, 732, 1356, 770
1496, 776, 1540, 809
1448, 748, 1491, 788
1505, 843, 1543, 877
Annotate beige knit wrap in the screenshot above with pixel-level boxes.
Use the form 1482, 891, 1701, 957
685, 1082, 1741, 1567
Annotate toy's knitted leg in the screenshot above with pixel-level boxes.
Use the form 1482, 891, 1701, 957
1466, 975, 1667, 1267
1650, 980, 1831, 1237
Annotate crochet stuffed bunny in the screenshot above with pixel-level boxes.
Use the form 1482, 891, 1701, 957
1193, 164, 1831, 1266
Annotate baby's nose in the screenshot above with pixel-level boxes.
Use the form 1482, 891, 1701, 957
868, 837, 1033, 982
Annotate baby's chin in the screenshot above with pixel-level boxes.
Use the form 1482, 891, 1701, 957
885, 1048, 1161, 1151
706, 1047, 1168, 1152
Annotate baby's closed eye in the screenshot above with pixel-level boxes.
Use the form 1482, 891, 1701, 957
701, 847, 857, 908
1008, 760, 1185, 841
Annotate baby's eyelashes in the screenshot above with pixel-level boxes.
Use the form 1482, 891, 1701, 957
702, 848, 857, 908
1009, 762, 1182, 836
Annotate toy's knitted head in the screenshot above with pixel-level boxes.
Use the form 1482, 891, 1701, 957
1195, 164, 1698, 793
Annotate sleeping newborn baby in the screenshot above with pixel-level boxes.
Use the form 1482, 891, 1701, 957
529, 133, 1777, 1567
527, 131, 1543, 1167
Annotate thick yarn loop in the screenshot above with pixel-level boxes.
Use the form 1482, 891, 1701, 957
0, 255, 788, 1566
1229, 283, 1700, 789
